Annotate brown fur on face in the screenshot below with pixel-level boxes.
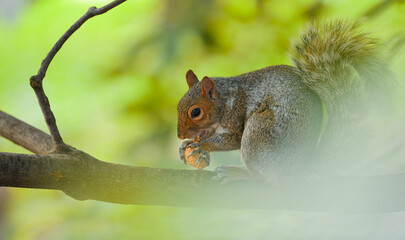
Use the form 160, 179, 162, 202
177, 84, 218, 140
177, 71, 220, 140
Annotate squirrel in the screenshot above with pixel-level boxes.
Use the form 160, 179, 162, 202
176, 20, 392, 183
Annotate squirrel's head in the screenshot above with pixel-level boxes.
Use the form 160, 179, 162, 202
177, 70, 220, 140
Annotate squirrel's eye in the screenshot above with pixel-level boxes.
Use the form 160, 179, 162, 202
188, 106, 203, 120
191, 108, 201, 118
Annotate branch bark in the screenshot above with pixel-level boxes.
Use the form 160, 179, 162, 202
0, 152, 219, 207
2, 150, 405, 213
2, 112, 405, 213
0, 111, 52, 154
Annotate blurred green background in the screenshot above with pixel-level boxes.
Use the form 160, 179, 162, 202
0, 0, 404, 239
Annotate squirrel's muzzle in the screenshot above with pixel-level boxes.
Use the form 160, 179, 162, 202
178, 133, 185, 140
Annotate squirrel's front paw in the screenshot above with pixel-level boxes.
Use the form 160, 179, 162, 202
213, 166, 251, 184
179, 140, 193, 164
179, 140, 210, 169
185, 141, 210, 169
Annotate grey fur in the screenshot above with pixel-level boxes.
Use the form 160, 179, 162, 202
178, 65, 322, 181
177, 20, 392, 182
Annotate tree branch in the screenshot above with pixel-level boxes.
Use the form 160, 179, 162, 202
33, 0, 127, 81
0, 152, 220, 207
0, 111, 53, 154
1, 150, 405, 213
29, 0, 127, 150
2, 112, 405, 213
29, 78, 64, 148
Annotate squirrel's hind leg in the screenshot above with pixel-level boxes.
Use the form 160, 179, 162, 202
240, 108, 298, 183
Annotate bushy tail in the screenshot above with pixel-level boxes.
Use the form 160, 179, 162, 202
290, 20, 395, 173
290, 20, 392, 118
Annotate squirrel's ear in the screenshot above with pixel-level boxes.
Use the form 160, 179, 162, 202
201, 76, 218, 99
186, 69, 199, 89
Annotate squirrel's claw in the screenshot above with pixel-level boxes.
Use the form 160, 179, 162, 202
179, 139, 210, 168
179, 140, 193, 164
187, 141, 201, 149
187, 144, 210, 166
196, 151, 210, 166
187, 148, 199, 158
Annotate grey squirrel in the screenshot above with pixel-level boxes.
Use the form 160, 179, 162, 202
176, 20, 392, 182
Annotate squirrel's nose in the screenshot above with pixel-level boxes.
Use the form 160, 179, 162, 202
178, 133, 185, 140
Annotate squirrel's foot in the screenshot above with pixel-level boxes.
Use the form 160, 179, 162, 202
212, 166, 251, 184
179, 140, 193, 164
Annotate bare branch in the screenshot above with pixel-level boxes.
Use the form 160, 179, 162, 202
2, 151, 405, 213
0, 151, 221, 207
2, 111, 405, 213
29, 78, 64, 148
29, 0, 127, 150
0, 111, 53, 154
33, 0, 127, 81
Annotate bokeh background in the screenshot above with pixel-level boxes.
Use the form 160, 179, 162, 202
0, 0, 404, 239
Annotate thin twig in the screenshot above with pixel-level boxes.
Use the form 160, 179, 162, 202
29, 0, 127, 151
29, 78, 64, 148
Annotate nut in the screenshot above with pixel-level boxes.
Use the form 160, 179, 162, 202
184, 137, 208, 170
